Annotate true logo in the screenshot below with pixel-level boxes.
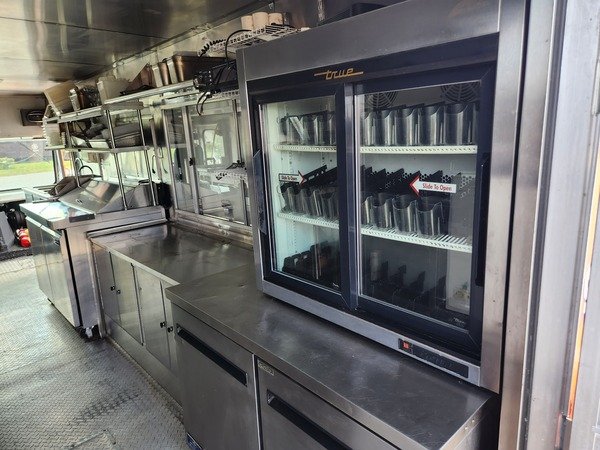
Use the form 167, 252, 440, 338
314, 67, 364, 80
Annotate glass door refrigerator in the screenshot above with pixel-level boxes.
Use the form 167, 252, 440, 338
240, 7, 505, 391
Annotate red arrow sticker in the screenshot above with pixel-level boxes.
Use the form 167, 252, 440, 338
410, 175, 457, 195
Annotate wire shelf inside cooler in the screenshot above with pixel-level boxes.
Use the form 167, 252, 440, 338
277, 211, 472, 253
273, 144, 478, 154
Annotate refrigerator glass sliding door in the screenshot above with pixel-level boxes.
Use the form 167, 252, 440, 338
261, 96, 341, 291
356, 80, 483, 354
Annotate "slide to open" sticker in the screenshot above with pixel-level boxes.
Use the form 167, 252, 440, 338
410, 175, 457, 195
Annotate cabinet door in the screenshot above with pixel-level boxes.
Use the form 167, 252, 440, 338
26, 218, 52, 299
136, 268, 170, 368
173, 305, 260, 450
93, 245, 119, 324
44, 228, 77, 326
162, 281, 178, 373
111, 255, 142, 343
257, 360, 397, 450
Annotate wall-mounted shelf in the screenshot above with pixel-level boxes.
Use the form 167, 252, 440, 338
210, 25, 302, 54
57, 101, 144, 123
277, 211, 472, 253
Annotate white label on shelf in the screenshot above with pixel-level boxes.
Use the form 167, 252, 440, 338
278, 173, 303, 183
410, 176, 457, 195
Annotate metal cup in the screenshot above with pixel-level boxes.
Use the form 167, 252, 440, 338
320, 187, 338, 220
371, 193, 394, 228
444, 103, 473, 145
420, 104, 444, 146
287, 116, 308, 145
380, 108, 397, 146
397, 105, 420, 146
416, 196, 446, 236
471, 103, 479, 144
361, 193, 375, 225
324, 111, 336, 145
361, 111, 379, 146
392, 194, 417, 232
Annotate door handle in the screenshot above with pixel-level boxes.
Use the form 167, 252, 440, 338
159, 321, 166, 328
167, 326, 174, 333
177, 325, 247, 386
110, 286, 116, 291
266, 391, 349, 450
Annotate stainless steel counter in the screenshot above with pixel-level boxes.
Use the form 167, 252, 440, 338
89, 223, 254, 285
166, 264, 497, 450
21, 201, 95, 230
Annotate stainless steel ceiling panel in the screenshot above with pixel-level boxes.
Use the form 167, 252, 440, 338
0, 0, 260, 38
0, 58, 103, 80
0, 17, 163, 65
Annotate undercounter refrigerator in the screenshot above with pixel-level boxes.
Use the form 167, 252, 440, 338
239, 2, 512, 392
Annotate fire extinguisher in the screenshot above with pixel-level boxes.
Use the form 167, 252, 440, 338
16, 228, 30, 248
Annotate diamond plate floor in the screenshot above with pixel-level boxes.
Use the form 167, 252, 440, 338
0, 256, 186, 449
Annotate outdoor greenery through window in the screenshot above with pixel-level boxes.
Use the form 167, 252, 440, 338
0, 139, 54, 190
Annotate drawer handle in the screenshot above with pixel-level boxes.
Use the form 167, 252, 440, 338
177, 326, 247, 386
266, 391, 350, 450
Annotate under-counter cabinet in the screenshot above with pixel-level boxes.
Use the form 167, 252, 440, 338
93, 245, 179, 398
173, 304, 260, 450
257, 360, 397, 450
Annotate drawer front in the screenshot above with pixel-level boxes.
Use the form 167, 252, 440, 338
173, 305, 260, 450
257, 360, 397, 450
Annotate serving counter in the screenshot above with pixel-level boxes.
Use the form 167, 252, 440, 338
166, 264, 498, 450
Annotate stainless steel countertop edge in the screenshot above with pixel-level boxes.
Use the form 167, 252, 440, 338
166, 281, 493, 450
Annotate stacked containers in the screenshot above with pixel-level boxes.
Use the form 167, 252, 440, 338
280, 111, 336, 145
360, 102, 477, 146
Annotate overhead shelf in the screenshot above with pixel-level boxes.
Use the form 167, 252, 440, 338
277, 211, 472, 253
210, 25, 302, 53
57, 101, 144, 123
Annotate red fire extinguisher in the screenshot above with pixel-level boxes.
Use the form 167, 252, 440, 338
16, 228, 30, 248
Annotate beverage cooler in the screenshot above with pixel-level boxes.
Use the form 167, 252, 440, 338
240, 4, 507, 392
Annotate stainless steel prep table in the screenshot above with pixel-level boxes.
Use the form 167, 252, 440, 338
166, 264, 498, 450
89, 223, 254, 402
89, 223, 253, 286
